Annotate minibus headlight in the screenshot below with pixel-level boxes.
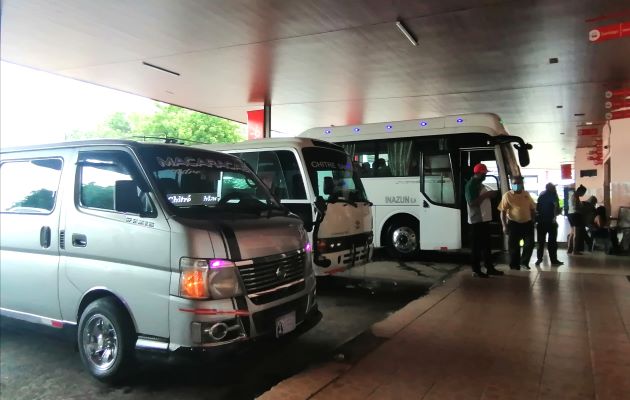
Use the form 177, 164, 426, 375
207, 259, 243, 299
179, 258, 243, 300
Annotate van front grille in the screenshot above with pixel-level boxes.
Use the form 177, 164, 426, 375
238, 250, 306, 296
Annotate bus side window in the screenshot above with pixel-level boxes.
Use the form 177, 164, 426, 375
422, 154, 456, 206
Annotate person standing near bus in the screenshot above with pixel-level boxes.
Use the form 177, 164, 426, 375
498, 176, 536, 270
465, 163, 503, 278
535, 183, 564, 266
567, 185, 587, 255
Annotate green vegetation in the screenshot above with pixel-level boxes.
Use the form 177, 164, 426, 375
68, 103, 243, 144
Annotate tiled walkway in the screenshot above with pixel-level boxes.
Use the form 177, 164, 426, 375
260, 253, 630, 400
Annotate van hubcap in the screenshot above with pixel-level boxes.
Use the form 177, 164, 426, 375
392, 227, 417, 254
83, 314, 118, 371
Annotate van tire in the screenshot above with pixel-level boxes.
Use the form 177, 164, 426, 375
385, 218, 419, 259
77, 297, 136, 383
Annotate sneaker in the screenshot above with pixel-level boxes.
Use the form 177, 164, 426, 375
472, 271, 489, 278
521, 264, 531, 270
535, 259, 542, 266
550, 260, 564, 266
486, 267, 504, 276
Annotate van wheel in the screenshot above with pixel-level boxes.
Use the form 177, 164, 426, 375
77, 297, 135, 383
386, 220, 419, 259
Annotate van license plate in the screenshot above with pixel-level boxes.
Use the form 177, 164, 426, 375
275, 311, 296, 338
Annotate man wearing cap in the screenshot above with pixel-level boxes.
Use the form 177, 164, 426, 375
498, 176, 536, 270
535, 183, 563, 266
465, 163, 503, 278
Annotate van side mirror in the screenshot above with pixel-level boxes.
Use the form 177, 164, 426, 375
115, 180, 141, 214
323, 177, 334, 195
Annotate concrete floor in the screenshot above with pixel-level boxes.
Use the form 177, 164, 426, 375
0, 259, 457, 400
261, 251, 630, 400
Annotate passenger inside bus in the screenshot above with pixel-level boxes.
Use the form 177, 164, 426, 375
373, 158, 392, 177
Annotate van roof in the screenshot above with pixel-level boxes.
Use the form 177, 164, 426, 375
1, 139, 226, 156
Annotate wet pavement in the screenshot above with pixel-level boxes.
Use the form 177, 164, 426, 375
0, 256, 460, 400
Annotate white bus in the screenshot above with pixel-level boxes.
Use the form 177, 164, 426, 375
198, 138, 374, 275
300, 113, 532, 258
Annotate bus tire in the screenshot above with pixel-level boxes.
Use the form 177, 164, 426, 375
385, 217, 419, 259
77, 297, 136, 383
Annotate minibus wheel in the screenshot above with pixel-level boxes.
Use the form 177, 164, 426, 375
77, 297, 135, 383
386, 219, 419, 259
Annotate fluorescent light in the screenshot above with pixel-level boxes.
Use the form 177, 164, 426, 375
142, 61, 180, 76
585, 121, 593, 125
395, 21, 417, 46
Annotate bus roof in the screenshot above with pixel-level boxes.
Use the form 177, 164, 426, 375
299, 113, 509, 142
198, 137, 344, 152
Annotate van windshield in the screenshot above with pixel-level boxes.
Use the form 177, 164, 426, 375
137, 147, 281, 217
302, 147, 368, 204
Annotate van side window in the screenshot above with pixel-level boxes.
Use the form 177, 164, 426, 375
78, 151, 155, 216
0, 158, 63, 214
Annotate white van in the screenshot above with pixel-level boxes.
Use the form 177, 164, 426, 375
198, 138, 374, 275
0, 140, 319, 382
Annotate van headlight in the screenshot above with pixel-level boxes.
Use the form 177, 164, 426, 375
179, 258, 243, 300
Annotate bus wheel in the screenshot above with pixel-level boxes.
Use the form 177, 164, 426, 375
78, 297, 135, 383
386, 220, 419, 258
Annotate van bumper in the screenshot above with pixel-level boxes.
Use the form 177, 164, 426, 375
163, 277, 317, 351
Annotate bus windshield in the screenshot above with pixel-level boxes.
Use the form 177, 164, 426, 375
302, 147, 368, 203
137, 147, 281, 217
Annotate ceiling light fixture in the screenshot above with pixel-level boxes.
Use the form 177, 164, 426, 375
574, 113, 585, 116
586, 121, 593, 125
556, 105, 563, 109
142, 61, 180, 76
395, 21, 418, 46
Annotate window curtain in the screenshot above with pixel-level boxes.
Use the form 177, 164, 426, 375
341, 143, 356, 158
387, 140, 412, 176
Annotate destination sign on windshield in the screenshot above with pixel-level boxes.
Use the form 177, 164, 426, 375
166, 192, 219, 207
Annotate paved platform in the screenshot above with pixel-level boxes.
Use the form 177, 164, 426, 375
260, 252, 630, 400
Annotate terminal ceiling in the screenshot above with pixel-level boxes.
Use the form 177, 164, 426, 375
2, 0, 630, 168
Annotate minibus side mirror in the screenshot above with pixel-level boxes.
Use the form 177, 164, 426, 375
323, 177, 334, 195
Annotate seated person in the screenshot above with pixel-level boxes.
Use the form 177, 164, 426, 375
589, 205, 621, 254
374, 158, 392, 177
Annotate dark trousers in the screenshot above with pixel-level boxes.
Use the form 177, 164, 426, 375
508, 220, 535, 267
470, 222, 492, 272
536, 221, 559, 262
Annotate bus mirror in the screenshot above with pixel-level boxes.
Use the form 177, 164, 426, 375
514, 143, 532, 167
323, 177, 334, 195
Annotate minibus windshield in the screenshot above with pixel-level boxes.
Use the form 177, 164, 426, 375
302, 147, 368, 204
138, 147, 282, 217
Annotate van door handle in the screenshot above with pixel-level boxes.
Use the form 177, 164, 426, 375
72, 233, 87, 247
423, 200, 430, 208
40, 226, 51, 248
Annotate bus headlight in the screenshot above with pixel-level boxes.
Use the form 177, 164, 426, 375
179, 258, 243, 300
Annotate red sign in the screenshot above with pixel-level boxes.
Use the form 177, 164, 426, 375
605, 99, 630, 109
605, 88, 630, 99
589, 22, 630, 42
578, 128, 599, 136
605, 109, 630, 120
561, 164, 572, 180
247, 110, 265, 140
